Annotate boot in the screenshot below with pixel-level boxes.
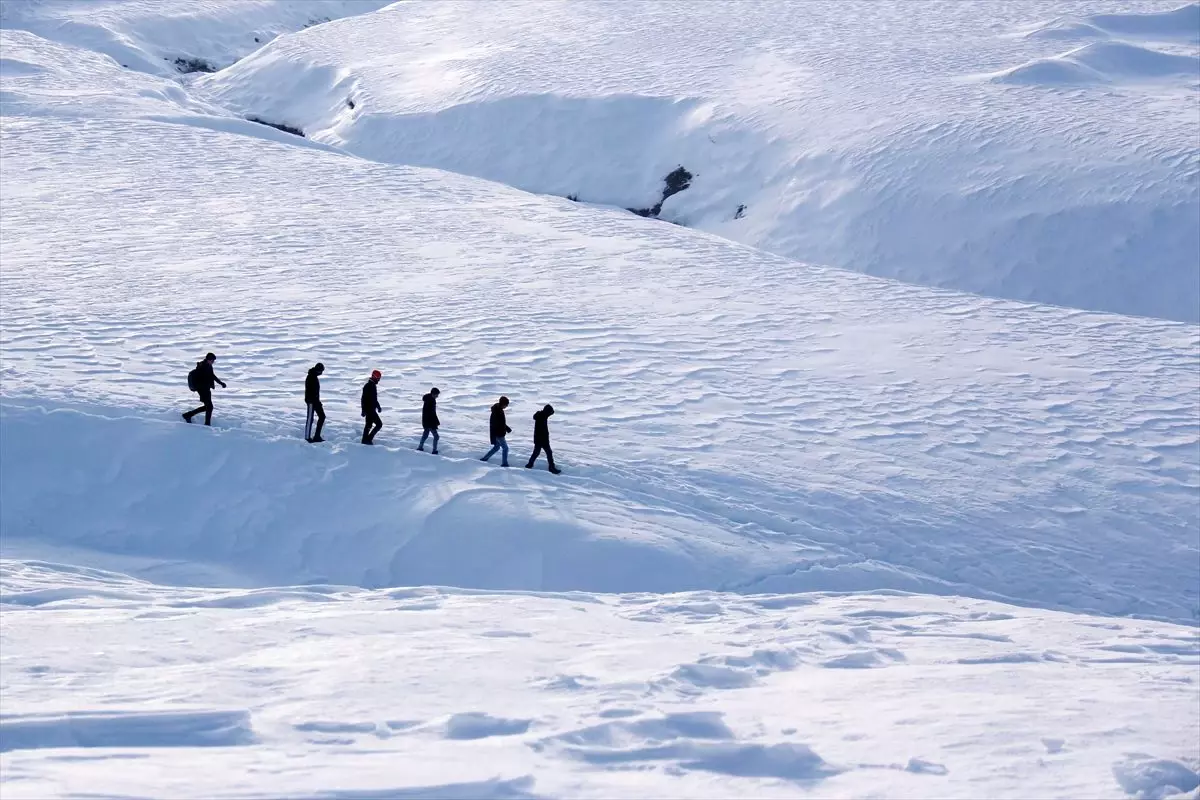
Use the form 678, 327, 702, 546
182, 413, 192, 424
549, 465, 562, 474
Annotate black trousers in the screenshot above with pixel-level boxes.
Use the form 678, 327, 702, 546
306, 401, 325, 440
185, 388, 214, 425
362, 410, 382, 443
527, 442, 555, 468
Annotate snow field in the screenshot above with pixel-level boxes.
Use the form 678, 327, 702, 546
1, 112, 1197, 620
194, 0, 1200, 321
2, 562, 1197, 799
1, 3, 1199, 797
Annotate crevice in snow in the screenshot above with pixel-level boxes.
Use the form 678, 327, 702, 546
246, 117, 305, 138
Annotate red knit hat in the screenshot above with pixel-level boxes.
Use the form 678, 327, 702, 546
371, 370, 382, 380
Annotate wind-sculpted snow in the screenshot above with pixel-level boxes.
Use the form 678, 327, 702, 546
1, 563, 1197, 798
993, 41, 1200, 85
2, 5, 1199, 796
192, 0, 1200, 321
1, 116, 1197, 622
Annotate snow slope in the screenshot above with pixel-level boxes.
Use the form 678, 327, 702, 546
2, 110, 1197, 621
3, 564, 1198, 799
2, 4, 1199, 798
193, 0, 1200, 322
0, 0, 393, 77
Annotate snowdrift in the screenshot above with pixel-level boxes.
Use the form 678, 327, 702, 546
995, 41, 1200, 85
192, 1, 1200, 322
1026, 2, 1200, 41
0, 403, 787, 593
1087, 2, 1200, 40
3, 564, 1197, 799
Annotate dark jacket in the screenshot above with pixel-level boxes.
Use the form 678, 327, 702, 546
361, 379, 380, 417
422, 393, 439, 429
305, 368, 322, 404
489, 403, 510, 442
533, 405, 554, 445
193, 360, 220, 391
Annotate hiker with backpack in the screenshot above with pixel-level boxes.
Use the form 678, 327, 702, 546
183, 353, 226, 426
305, 362, 326, 443
418, 387, 440, 454
480, 395, 511, 466
526, 404, 561, 474
361, 370, 383, 445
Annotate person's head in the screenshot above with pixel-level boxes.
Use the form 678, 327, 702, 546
543, 404, 555, 416
498, 395, 509, 408
371, 369, 382, 382
205, 352, 216, 363
314, 362, 325, 375
430, 387, 440, 397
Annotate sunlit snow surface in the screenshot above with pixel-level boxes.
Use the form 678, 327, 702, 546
193, 0, 1200, 321
0, 1, 1198, 798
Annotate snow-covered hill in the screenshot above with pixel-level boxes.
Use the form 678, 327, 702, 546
191, 0, 1200, 322
1, 2, 1198, 797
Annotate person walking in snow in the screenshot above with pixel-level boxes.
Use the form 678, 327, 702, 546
183, 352, 226, 426
305, 362, 326, 443
418, 387, 440, 454
526, 404, 561, 474
480, 395, 511, 466
361, 370, 383, 445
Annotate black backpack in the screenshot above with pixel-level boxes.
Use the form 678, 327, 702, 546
187, 366, 198, 392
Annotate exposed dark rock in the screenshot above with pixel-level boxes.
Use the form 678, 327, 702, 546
246, 117, 305, 138
172, 56, 216, 74
347, 98, 356, 110
566, 194, 579, 202
662, 166, 692, 201
734, 204, 746, 220
627, 165, 694, 219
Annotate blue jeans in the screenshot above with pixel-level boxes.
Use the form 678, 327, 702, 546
482, 436, 509, 465
419, 428, 439, 450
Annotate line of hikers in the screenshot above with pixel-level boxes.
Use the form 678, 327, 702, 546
183, 354, 561, 473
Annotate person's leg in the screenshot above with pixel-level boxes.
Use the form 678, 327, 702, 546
362, 417, 372, 444
526, 444, 542, 468
482, 439, 500, 461
368, 413, 382, 443
184, 402, 205, 422
544, 443, 557, 471
186, 388, 212, 423
499, 437, 509, 466
419, 429, 429, 450
306, 403, 315, 441
431, 429, 439, 454
313, 401, 325, 441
